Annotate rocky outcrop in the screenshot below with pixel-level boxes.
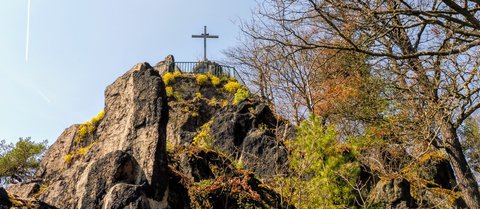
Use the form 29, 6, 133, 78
6, 57, 292, 208
154, 55, 178, 75
164, 74, 289, 179
210, 101, 290, 178
167, 146, 293, 209
1, 187, 56, 209
8, 62, 169, 208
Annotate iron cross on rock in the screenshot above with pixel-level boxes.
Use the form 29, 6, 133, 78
192, 26, 219, 62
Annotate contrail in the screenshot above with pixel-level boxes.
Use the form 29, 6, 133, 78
25, 0, 31, 63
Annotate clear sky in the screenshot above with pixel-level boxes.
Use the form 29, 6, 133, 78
0, 0, 256, 144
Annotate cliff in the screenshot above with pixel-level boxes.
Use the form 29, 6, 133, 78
3, 58, 291, 209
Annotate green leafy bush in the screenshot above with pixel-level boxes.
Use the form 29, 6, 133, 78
196, 74, 210, 86
233, 88, 250, 105
224, 81, 242, 93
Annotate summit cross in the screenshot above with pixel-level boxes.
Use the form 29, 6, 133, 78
192, 26, 219, 62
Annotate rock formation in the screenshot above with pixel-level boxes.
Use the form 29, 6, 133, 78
4, 57, 291, 209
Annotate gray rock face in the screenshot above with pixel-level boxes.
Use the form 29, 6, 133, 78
154, 55, 177, 75
0, 187, 11, 208
10, 62, 169, 209
210, 101, 290, 178
165, 74, 290, 179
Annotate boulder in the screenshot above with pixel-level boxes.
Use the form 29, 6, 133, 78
12, 62, 169, 208
210, 100, 289, 178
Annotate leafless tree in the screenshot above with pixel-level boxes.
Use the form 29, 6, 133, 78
244, 0, 480, 207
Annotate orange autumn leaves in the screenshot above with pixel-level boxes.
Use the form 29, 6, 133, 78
310, 48, 373, 118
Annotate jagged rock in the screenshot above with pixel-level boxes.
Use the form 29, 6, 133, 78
154, 55, 178, 75
77, 150, 147, 209
9, 62, 169, 208
0, 187, 11, 208
7, 56, 293, 208
167, 146, 293, 209
166, 75, 230, 145
210, 100, 289, 178
369, 178, 416, 209
1, 187, 56, 209
165, 73, 289, 179
6, 182, 40, 200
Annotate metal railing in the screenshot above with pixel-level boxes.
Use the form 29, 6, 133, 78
171, 61, 245, 85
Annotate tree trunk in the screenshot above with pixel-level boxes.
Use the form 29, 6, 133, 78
441, 121, 480, 208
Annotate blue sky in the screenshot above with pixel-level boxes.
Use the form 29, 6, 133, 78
0, 0, 256, 144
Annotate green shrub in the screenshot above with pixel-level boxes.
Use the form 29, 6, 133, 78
224, 81, 242, 93
210, 75, 221, 86
274, 117, 359, 209
196, 74, 210, 86
233, 88, 250, 105
165, 86, 174, 97
163, 72, 175, 85
0, 138, 47, 184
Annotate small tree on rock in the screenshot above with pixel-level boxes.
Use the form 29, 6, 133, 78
0, 137, 47, 184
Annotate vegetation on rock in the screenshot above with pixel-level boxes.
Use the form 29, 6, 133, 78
0, 138, 47, 184
192, 120, 213, 148
163, 72, 176, 85
233, 87, 250, 105
224, 81, 242, 93
275, 117, 359, 208
196, 74, 210, 86
75, 110, 104, 143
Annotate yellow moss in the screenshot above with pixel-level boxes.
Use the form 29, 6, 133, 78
64, 143, 95, 164
163, 72, 175, 85
210, 75, 221, 86
431, 187, 461, 206
191, 112, 199, 117
193, 120, 214, 148
196, 74, 210, 86
224, 81, 242, 93
221, 100, 229, 107
165, 86, 174, 97
208, 98, 218, 106
91, 110, 105, 126
233, 88, 250, 105
75, 110, 105, 144
173, 70, 182, 77
64, 154, 73, 164
419, 150, 446, 164
195, 92, 203, 99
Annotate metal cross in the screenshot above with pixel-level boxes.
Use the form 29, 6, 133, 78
192, 26, 219, 61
